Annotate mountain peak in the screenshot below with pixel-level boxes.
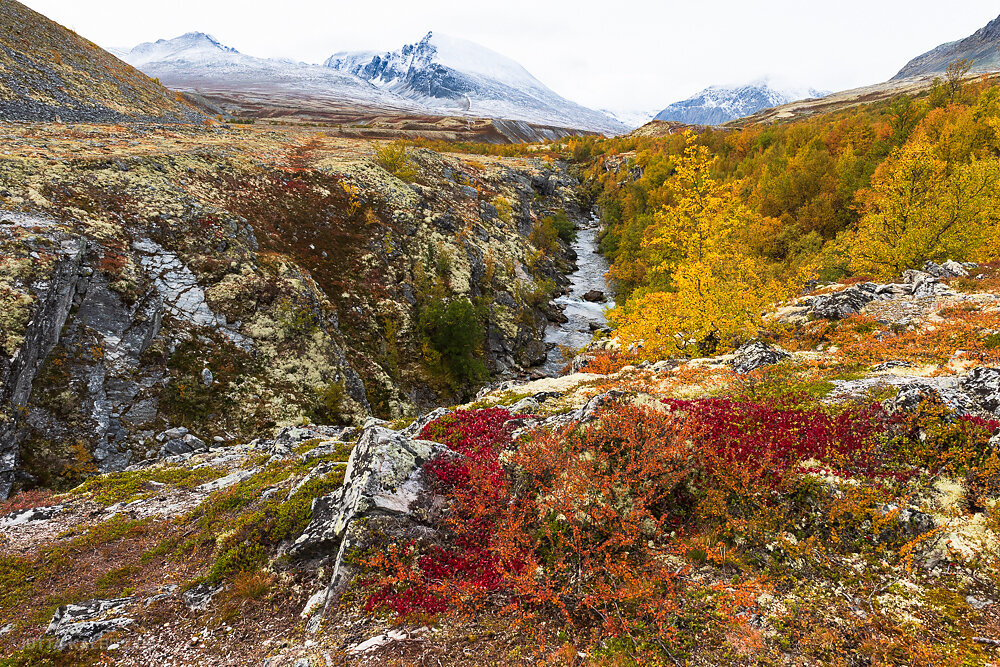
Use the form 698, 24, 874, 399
120, 32, 240, 67
654, 80, 828, 126
324, 33, 624, 134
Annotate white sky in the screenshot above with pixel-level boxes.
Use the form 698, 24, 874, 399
19, 0, 1000, 112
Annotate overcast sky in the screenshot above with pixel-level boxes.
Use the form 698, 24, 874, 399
20, 0, 1000, 111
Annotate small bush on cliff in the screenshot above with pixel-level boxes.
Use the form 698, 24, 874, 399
418, 297, 486, 389
529, 210, 576, 254
374, 140, 417, 182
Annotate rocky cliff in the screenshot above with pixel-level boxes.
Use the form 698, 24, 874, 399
0, 123, 584, 499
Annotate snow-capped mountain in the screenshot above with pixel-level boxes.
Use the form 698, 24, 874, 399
654, 80, 829, 126
112, 32, 420, 111
325, 32, 626, 135
599, 108, 659, 130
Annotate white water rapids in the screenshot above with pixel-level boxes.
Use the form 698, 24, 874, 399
540, 216, 614, 376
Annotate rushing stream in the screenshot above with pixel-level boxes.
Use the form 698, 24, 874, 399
540, 215, 615, 376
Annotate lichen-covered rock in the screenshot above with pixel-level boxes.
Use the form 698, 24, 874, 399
924, 260, 971, 279
45, 597, 135, 649
808, 282, 881, 320
960, 367, 1000, 416
182, 583, 222, 611
290, 422, 453, 627
731, 341, 791, 375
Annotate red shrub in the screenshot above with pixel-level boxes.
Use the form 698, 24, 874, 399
0, 489, 57, 517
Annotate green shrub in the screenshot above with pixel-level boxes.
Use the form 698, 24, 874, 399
530, 211, 576, 254
419, 297, 487, 388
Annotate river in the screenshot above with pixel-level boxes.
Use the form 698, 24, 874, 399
540, 215, 614, 376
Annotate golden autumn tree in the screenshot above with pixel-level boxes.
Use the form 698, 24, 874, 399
848, 138, 1000, 280
610, 133, 795, 358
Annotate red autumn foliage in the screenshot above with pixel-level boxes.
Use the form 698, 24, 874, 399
0, 489, 57, 517
361, 396, 992, 659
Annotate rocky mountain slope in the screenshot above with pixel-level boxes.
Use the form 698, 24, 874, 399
894, 12, 1000, 80
653, 79, 828, 125
325, 32, 626, 135
0, 121, 586, 501
0, 0, 201, 123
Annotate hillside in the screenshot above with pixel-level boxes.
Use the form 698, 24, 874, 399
0, 0, 200, 122
0, 3, 999, 666
894, 12, 1000, 80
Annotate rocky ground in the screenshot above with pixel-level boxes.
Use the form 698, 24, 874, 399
1, 252, 998, 664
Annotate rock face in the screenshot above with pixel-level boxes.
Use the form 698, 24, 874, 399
291, 420, 453, 627
731, 341, 791, 375
0, 228, 85, 498
0, 139, 583, 499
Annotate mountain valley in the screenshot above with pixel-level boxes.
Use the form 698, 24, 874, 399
2, 1, 1000, 665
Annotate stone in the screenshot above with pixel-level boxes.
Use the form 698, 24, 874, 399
960, 367, 1000, 416
45, 597, 135, 649
903, 270, 950, 297
582, 290, 606, 303
291, 423, 453, 626
924, 260, 970, 279
0, 504, 63, 527
731, 341, 791, 375
808, 283, 880, 320
158, 427, 189, 442
201, 367, 214, 386
182, 583, 223, 611
197, 468, 259, 493
144, 584, 178, 606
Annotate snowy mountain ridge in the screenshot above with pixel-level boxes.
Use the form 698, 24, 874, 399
113, 31, 624, 135
654, 79, 829, 126
325, 31, 625, 135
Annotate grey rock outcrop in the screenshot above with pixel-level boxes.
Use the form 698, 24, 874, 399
731, 341, 791, 375
45, 597, 135, 649
0, 233, 86, 499
291, 422, 453, 628
960, 367, 1000, 416
808, 282, 881, 320
182, 583, 223, 611
924, 260, 972, 279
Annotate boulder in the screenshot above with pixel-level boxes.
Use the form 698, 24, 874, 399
808, 283, 880, 320
45, 597, 135, 649
960, 367, 1000, 416
924, 260, 971, 279
582, 290, 606, 303
290, 423, 453, 628
731, 341, 790, 375
182, 583, 223, 611
902, 270, 950, 297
